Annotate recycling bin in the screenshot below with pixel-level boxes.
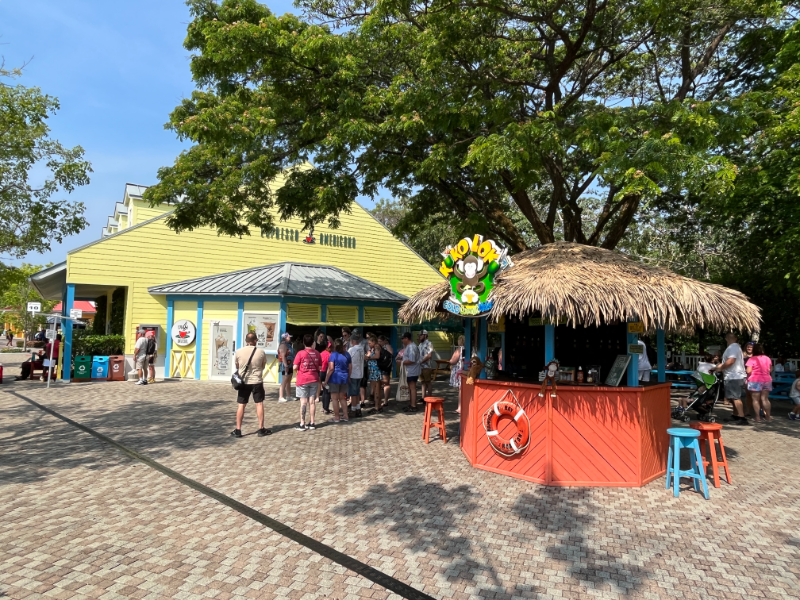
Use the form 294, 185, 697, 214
108, 355, 125, 381
91, 356, 109, 379
74, 355, 92, 379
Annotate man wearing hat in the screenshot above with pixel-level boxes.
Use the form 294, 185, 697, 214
418, 330, 435, 399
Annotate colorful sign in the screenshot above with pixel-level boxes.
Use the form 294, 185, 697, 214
171, 319, 197, 347
439, 235, 511, 317
627, 322, 644, 334
243, 312, 279, 352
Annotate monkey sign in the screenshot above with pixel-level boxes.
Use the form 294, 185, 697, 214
539, 359, 560, 399
439, 234, 513, 317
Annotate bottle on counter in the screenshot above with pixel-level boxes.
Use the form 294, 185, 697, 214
577, 366, 584, 383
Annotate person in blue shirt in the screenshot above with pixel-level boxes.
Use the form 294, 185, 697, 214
323, 338, 352, 423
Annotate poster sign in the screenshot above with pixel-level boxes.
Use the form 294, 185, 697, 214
69, 308, 83, 320
627, 322, 644, 334
45, 329, 56, 340
605, 355, 632, 386
243, 313, 279, 352
27, 302, 41, 314
211, 322, 235, 378
439, 235, 512, 317
487, 316, 505, 333
628, 343, 644, 355
171, 320, 197, 346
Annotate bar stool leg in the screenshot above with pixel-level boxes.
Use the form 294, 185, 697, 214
672, 440, 681, 497
717, 434, 733, 484
666, 443, 673, 490
437, 404, 447, 444
422, 402, 432, 443
693, 441, 710, 499
708, 433, 721, 488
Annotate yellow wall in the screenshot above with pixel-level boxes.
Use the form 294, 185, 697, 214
131, 199, 171, 226
67, 202, 443, 364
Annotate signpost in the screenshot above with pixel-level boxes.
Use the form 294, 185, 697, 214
27, 301, 41, 314
69, 308, 83, 320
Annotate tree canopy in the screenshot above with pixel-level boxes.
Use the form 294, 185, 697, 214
1, 74, 91, 258
146, 0, 791, 251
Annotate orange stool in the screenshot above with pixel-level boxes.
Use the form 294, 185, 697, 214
422, 397, 447, 444
689, 422, 732, 487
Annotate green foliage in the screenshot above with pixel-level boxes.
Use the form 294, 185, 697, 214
109, 288, 125, 335
146, 0, 786, 252
1, 75, 92, 257
71, 331, 125, 357
92, 296, 108, 335
0, 263, 57, 346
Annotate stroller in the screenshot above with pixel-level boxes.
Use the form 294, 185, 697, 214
671, 370, 723, 423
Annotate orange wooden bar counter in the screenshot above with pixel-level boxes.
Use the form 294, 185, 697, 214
460, 379, 672, 487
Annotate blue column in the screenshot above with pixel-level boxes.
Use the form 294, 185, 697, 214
165, 299, 174, 377
195, 301, 203, 380
478, 318, 488, 378
236, 301, 244, 350
500, 331, 506, 371
357, 305, 364, 326
390, 307, 398, 377
278, 300, 287, 384
62, 284, 75, 382
320, 305, 327, 333
657, 328, 666, 383
464, 318, 471, 362
544, 324, 555, 363
627, 321, 639, 387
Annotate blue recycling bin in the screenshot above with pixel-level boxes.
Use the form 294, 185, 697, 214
92, 356, 109, 379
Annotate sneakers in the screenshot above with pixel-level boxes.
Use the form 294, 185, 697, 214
257, 428, 272, 436
230, 428, 242, 438
135, 379, 147, 386
789, 412, 799, 421
147, 378, 155, 384
278, 397, 288, 403
294, 423, 307, 431
307, 423, 316, 430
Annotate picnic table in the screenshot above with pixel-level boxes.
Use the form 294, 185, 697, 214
770, 371, 796, 400
651, 369, 697, 388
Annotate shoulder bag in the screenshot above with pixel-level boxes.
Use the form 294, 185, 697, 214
231, 346, 258, 390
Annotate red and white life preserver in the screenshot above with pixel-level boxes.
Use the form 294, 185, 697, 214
483, 400, 531, 457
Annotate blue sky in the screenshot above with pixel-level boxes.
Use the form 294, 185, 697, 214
1, 0, 304, 267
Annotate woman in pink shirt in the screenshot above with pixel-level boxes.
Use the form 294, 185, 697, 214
746, 343, 773, 422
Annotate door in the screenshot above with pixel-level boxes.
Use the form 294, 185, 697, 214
208, 321, 237, 381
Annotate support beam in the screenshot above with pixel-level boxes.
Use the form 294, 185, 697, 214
390, 307, 398, 377
278, 301, 287, 384
62, 284, 75, 382
165, 299, 174, 377
478, 318, 488, 378
627, 321, 640, 387
195, 301, 203, 380
464, 319, 471, 362
657, 328, 666, 383
544, 325, 555, 363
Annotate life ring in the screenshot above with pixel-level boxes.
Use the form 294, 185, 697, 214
483, 400, 530, 457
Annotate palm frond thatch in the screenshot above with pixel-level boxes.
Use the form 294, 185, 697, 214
399, 242, 761, 333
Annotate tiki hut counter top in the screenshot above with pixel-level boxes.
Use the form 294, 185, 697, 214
402, 242, 761, 488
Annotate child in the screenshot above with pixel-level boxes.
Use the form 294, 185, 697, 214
789, 370, 800, 421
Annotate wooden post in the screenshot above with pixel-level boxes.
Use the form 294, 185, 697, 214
657, 328, 666, 383
544, 324, 555, 363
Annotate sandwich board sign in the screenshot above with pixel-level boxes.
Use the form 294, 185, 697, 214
27, 302, 41, 314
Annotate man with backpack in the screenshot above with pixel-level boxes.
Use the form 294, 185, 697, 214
145, 330, 158, 383
134, 329, 151, 385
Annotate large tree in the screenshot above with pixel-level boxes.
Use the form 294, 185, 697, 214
145, 0, 789, 251
1, 71, 91, 259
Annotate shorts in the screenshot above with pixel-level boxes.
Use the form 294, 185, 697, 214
328, 383, 347, 394
237, 382, 265, 404
406, 375, 419, 383
348, 378, 362, 396
791, 395, 800, 406
420, 368, 434, 383
296, 382, 317, 399
724, 378, 747, 401
281, 365, 293, 377
380, 370, 392, 380
638, 370, 651, 382
747, 381, 773, 392
135, 355, 148, 369
147, 355, 156, 365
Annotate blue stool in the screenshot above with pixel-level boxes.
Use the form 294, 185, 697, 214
666, 428, 709, 499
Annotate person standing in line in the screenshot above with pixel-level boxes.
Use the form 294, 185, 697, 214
134, 330, 150, 385
278, 333, 294, 402
319, 339, 332, 414
293, 334, 322, 431
711, 333, 749, 424
354, 328, 370, 405
231, 332, 270, 438
347, 333, 366, 417
417, 330, 435, 399
324, 338, 352, 423
378, 335, 394, 403
746, 343, 773, 423
449, 335, 465, 413
400, 332, 421, 412
341, 327, 352, 349
366, 335, 384, 414
145, 330, 158, 383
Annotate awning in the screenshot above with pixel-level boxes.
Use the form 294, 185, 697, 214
285, 321, 399, 327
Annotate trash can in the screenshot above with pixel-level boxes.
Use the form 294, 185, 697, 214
108, 355, 125, 381
91, 356, 109, 379
74, 356, 92, 379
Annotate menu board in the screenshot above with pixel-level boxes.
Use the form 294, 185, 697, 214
604, 355, 632, 387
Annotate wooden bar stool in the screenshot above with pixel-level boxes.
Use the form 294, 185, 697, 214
666, 428, 709, 499
690, 422, 732, 488
422, 397, 447, 444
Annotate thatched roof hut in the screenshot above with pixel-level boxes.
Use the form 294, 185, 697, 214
400, 242, 761, 333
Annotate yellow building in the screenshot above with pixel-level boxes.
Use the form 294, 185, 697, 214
31, 181, 444, 382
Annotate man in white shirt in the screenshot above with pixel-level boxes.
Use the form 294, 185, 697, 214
637, 338, 652, 382
417, 330, 435, 398
711, 333, 748, 424
399, 332, 421, 411
348, 334, 366, 415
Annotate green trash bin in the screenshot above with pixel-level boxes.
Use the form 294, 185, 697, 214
74, 356, 92, 379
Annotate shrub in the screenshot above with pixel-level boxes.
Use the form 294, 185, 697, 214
72, 331, 125, 357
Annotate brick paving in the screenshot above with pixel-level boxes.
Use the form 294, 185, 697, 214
1, 373, 799, 599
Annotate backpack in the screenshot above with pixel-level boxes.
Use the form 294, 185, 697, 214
377, 347, 393, 372
146, 338, 156, 355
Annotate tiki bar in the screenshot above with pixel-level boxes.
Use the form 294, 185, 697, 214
401, 241, 761, 487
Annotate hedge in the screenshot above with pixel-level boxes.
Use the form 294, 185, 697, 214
72, 332, 125, 357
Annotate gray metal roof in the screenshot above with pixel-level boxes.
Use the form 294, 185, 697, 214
148, 262, 407, 302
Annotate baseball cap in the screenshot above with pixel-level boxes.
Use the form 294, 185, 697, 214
281, 332, 292, 341
419, 329, 428, 336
